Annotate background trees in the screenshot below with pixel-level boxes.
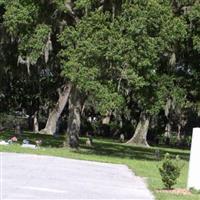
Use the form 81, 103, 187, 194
0, 0, 200, 147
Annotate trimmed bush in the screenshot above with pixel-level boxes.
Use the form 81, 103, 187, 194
159, 153, 181, 189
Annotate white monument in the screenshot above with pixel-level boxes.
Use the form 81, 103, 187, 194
187, 128, 200, 190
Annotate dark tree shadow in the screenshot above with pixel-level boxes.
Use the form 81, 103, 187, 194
78, 138, 190, 161
0, 131, 189, 161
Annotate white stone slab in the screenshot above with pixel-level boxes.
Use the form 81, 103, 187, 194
21, 144, 36, 149
187, 128, 200, 190
0, 140, 9, 145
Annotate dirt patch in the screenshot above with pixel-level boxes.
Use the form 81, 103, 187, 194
156, 188, 192, 195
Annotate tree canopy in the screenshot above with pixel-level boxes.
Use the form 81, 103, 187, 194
0, 0, 200, 147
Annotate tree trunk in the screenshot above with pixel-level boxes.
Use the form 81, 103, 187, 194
67, 88, 82, 148
40, 83, 72, 135
102, 111, 111, 125
164, 122, 171, 145
33, 111, 39, 133
126, 112, 150, 147
177, 124, 181, 140
101, 111, 112, 136
164, 122, 171, 138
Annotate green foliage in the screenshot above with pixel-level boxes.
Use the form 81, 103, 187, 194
190, 188, 200, 195
2, 0, 53, 64
189, 3, 200, 23
59, 11, 124, 113
0, 0, 5, 5
159, 153, 182, 189
75, 0, 94, 9
0, 113, 28, 129
51, 0, 72, 13
19, 24, 51, 64
56, 0, 191, 119
187, 3, 200, 52
115, 1, 187, 115
3, 0, 39, 36
193, 35, 200, 52
94, 85, 124, 114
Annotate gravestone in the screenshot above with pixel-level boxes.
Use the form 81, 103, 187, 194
187, 128, 200, 190
86, 137, 93, 147
154, 149, 160, 160
15, 124, 22, 135
119, 134, 125, 143
69, 135, 79, 149
0, 140, 9, 145
21, 144, 36, 149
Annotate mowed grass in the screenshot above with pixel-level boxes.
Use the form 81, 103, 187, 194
0, 131, 199, 200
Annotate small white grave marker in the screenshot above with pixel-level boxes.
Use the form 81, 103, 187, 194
187, 128, 200, 190
0, 140, 9, 145
21, 144, 36, 149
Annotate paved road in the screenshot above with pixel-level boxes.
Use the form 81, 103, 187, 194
0, 153, 154, 199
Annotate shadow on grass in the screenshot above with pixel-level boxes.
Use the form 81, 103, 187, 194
0, 130, 190, 161
78, 139, 190, 161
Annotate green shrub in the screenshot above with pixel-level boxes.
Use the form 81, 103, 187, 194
190, 188, 200, 194
159, 153, 181, 189
0, 113, 28, 129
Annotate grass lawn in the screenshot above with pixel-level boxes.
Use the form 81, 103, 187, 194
0, 131, 200, 200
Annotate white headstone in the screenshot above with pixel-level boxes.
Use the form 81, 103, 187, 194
0, 140, 9, 145
21, 144, 36, 149
187, 128, 200, 190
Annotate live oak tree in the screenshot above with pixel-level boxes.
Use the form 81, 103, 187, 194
109, 0, 187, 146
59, 11, 124, 145
1, 0, 75, 135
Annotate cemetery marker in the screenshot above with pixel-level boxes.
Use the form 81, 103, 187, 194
187, 128, 200, 190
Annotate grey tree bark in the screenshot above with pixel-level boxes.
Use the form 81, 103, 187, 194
126, 112, 150, 147
67, 88, 82, 148
33, 111, 39, 133
164, 98, 173, 144
40, 83, 72, 135
164, 122, 171, 138
102, 111, 112, 125
177, 124, 181, 140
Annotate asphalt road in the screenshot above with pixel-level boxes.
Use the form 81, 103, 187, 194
0, 152, 154, 200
